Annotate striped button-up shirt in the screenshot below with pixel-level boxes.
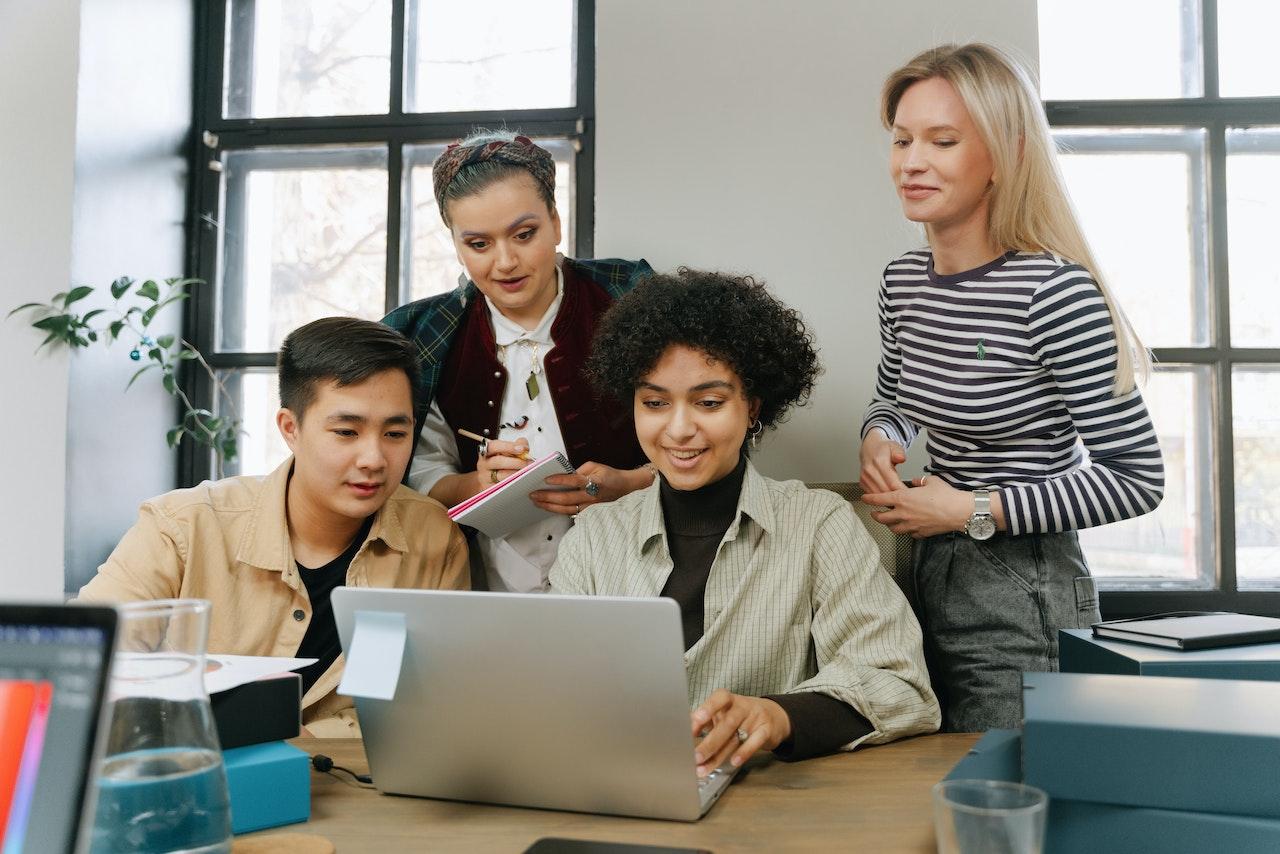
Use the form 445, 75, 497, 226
549, 461, 940, 747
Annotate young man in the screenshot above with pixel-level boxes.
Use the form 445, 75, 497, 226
79, 317, 468, 735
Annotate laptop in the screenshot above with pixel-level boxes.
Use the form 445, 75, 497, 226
0, 603, 118, 854
332, 588, 738, 821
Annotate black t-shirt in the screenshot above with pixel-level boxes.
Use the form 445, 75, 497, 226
294, 517, 374, 695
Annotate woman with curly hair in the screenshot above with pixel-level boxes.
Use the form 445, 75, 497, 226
550, 269, 939, 775
860, 44, 1164, 731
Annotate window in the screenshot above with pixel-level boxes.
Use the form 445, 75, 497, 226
1039, 0, 1280, 614
187, 0, 592, 481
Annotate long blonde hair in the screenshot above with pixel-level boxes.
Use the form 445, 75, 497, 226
881, 43, 1150, 394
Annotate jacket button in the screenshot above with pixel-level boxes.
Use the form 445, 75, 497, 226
493, 371, 501, 378
292, 609, 305, 621
483, 428, 490, 436
487, 400, 494, 407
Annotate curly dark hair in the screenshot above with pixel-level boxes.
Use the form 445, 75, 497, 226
587, 268, 822, 431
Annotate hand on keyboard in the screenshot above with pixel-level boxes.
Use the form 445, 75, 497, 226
690, 689, 792, 778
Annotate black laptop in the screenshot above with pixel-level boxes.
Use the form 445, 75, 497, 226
0, 603, 118, 854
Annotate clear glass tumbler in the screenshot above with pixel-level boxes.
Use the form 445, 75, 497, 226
933, 779, 1048, 854
90, 599, 231, 853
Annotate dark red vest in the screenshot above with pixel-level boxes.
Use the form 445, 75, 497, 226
435, 264, 645, 473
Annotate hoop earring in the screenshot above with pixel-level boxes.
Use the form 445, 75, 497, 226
748, 419, 763, 450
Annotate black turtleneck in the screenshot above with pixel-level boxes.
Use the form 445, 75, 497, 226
658, 455, 747, 651
657, 455, 872, 760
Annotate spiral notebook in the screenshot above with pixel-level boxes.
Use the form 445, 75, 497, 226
448, 451, 576, 538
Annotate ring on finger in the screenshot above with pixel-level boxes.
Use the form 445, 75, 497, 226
477, 438, 488, 458
736, 728, 749, 744
584, 478, 599, 498
490, 470, 500, 484
919, 473, 929, 485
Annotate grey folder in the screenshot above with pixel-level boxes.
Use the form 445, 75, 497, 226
1022, 671, 1280, 819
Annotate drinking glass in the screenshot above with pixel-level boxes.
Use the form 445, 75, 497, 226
90, 599, 231, 853
934, 779, 1048, 854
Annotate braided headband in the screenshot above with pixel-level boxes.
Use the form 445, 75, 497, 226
432, 135, 556, 215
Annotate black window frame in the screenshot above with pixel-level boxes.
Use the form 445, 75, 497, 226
183, 0, 595, 484
1043, 0, 1280, 617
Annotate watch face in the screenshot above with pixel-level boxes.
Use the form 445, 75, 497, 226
968, 516, 996, 541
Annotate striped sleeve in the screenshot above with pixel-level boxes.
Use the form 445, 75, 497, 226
998, 267, 1165, 535
860, 274, 920, 447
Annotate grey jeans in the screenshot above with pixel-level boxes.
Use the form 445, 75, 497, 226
912, 530, 1101, 733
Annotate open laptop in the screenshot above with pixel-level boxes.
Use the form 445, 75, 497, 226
0, 603, 118, 854
332, 588, 738, 821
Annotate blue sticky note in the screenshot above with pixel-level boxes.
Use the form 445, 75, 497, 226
337, 610, 406, 701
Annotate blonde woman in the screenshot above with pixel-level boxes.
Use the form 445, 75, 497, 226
858, 43, 1164, 732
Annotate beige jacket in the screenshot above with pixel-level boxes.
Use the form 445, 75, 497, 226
551, 461, 940, 748
79, 458, 469, 736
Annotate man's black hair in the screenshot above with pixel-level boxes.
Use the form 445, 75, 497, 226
278, 317, 419, 419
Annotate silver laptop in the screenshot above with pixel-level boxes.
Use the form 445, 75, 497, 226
0, 603, 118, 853
332, 588, 737, 821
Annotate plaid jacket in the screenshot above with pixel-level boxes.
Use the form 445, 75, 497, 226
382, 257, 654, 445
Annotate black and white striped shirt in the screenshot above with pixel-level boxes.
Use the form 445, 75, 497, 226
861, 250, 1164, 535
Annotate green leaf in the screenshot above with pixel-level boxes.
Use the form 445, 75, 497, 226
6, 302, 47, 318
141, 305, 159, 327
148, 347, 163, 362
88, 331, 98, 342
156, 334, 175, 349
50, 291, 67, 305
221, 436, 239, 462
81, 309, 106, 323
162, 373, 177, 395
62, 286, 94, 307
108, 320, 125, 340
125, 364, 156, 390
177, 349, 198, 360
166, 426, 185, 448
137, 280, 160, 301
110, 277, 134, 299
32, 315, 73, 337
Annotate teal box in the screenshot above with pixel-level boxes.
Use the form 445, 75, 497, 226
947, 730, 1280, 854
223, 741, 311, 834
1060, 628, 1280, 681
1022, 671, 1280, 819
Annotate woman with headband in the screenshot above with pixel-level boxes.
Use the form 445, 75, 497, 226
858, 44, 1165, 731
384, 131, 653, 593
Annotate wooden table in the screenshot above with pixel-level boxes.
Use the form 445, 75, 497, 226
243, 734, 978, 853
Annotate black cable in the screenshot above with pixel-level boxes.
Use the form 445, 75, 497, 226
310, 753, 374, 785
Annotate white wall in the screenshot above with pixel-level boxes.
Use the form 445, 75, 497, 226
0, 0, 81, 599
595, 0, 1038, 482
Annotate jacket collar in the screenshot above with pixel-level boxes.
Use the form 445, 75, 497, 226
236, 457, 410, 574
635, 456, 776, 554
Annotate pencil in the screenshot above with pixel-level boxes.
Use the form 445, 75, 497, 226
456, 427, 532, 461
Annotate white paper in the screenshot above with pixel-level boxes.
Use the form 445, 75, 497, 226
203, 653, 318, 695
337, 610, 406, 701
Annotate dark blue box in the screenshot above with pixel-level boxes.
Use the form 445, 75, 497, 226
1022, 671, 1280, 819
948, 729, 1280, 854
1060, 628, 1280, 681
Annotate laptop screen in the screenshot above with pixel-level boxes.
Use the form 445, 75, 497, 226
0, 605, 116, 854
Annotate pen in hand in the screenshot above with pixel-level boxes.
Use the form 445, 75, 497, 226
456, 427, 532, 461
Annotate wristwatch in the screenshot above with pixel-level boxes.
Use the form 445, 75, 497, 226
965, 490, 996, 541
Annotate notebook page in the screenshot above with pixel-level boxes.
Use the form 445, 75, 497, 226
448, 451, 575, 538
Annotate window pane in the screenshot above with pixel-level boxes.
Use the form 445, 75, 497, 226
1234, 368, 1280, 589
1055, 129, 1208, 348
400, 139, 573, 303
215, 370, 290, 478
407, 0, 574, 113
218, 146, 388, 352
1081, 367, 1215, 588
1218, 0, 1280, 96
1226, 128, 1280, 347
1038, 0, 1201, 99
224, 0, 391, 119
